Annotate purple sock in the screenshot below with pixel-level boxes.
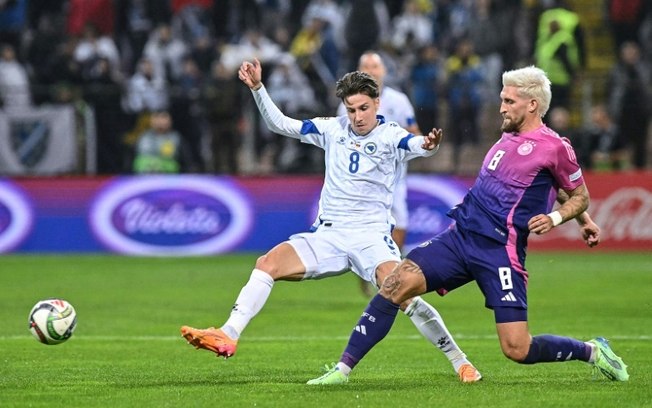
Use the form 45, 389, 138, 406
522, 334, 591, 364
340, 294, 400, 369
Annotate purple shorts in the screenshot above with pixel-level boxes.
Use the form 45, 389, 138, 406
407, 225, 529, 323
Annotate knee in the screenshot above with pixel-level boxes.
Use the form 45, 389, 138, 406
500, 340, 530, 363
378, 273, 415, 305
254, 255, 277, 277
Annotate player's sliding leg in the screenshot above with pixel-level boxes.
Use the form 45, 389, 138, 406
181, 268, 274, 358
518, 334, 629, 381
404, 297, 482, 383
308, 294, 401, 385
498, 319, 629, 381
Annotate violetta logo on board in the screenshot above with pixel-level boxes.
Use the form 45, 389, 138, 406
89, 176, 253, 256
0, 181, 33, 253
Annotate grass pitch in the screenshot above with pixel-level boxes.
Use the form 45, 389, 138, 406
0, 252, 650, 407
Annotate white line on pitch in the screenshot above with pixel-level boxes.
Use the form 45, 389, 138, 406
3, 334, 651, 341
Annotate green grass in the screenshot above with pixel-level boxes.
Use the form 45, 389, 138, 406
0, 252, 650, 407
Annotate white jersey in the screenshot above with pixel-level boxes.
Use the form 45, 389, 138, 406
252, 85, 434, 230
338, 86, 417, 229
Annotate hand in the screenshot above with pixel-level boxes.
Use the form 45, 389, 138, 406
238, 58, 263, 90
528, 213, 554, 235
579, 220, 601, 248
422, 128, 442, 150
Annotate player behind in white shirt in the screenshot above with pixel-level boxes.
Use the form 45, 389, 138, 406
180, 58, 482, 383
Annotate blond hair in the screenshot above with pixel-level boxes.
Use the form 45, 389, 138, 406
502, 66, 552, 117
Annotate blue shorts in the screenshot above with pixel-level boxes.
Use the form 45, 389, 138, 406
406, 225, 529, 323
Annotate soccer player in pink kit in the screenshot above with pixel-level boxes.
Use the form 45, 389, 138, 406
308, 66, 629, 385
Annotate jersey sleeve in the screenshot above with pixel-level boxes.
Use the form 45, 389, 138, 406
394, 128, 438, 161
296, 117, 338, 149
551, 137, 584, 191
252, 85, 304, 139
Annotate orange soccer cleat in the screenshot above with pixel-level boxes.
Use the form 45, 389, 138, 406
180, 326, 238, 358
458, 363, 483, 383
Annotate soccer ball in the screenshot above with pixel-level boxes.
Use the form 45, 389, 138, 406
28, 299, 77, 345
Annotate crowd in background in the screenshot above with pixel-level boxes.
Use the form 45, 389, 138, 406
0, 0, 650, 175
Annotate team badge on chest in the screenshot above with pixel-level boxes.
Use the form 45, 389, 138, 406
364, 142, 377, 155
517, 141, 535, 155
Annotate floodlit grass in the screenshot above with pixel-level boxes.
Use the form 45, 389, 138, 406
0, 252, 650, 407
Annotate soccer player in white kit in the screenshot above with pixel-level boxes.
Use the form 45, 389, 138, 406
181, 58, 482, 383
338, 51, 418, 252
338, 51, 418, 296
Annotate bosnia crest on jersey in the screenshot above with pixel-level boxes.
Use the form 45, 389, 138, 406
364, 142, 377, 155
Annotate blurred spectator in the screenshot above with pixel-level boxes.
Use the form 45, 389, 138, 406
467, 0, 513, 101
143, 23, 188, 81
26, 0, 66, 30
342, 0, 390, 72
123, 57, 169, 114
445, 37, 484, 172
266, 53, 321, 173
41, 36, 84, 103
437, 0, 474, 52
169, 56, 205, 172
290, 14, 339, 109
409, 44, 442, 133
24, 13, 66, 103
189, 33, 218, 75
82, 56, 127, 174
0, 0, 27, 52
66, 0, 114, 36
74, 22, 122, 78
534, 0, 585, 111
389, 0, 433, 55
114, 0, 171, 75
606, 0, 648, 53
202, 61, 244, 174
0, 43, 31, 109
302, 0, 344, 44
218, 28, 283, 74
580, 104, 626, 171
133, 110, 186, 173
606, 41, 651, 170
171, 0, 214, 45
641, 11, 652, 63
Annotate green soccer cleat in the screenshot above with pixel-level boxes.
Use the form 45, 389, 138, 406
306, 363, 349, 385
589, 337, 629, 381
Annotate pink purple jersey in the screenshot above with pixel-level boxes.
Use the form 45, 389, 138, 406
449, 124, 584, 246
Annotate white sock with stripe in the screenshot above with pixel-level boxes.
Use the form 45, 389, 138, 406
222, 269, 274, 339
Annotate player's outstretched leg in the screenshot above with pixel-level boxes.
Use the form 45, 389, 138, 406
307, 294, 399, 385
405, 296, 482, 383
180, 269, 274, 358
589, 337, 629, 381
180, 326, 238, 358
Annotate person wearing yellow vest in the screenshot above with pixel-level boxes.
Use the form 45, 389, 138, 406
534, 2, 585, 111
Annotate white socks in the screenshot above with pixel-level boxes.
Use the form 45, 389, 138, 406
335, 362, 352, 375
585, 342, 597, 363
221, 269, 274, 339
404, 296, 469, 372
